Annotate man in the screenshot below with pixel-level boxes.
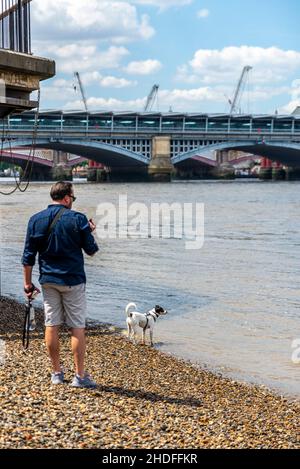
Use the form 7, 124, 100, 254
22, 181, 99, 388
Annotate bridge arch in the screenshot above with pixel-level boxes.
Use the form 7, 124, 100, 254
172, 140, 300, 167
2, 138, 149, 167
0, 149, 53, 168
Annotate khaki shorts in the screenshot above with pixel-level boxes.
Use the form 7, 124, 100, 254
42, 283, 87, 329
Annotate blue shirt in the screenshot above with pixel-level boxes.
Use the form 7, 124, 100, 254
22, 204, 99, 286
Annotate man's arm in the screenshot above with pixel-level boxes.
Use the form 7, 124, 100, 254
22, 220, 40, 298
23, 265, 41, 299
79, 215, 99, 256
24, 265, 33, 289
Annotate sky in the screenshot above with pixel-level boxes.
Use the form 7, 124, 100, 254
31, 0, 300, 114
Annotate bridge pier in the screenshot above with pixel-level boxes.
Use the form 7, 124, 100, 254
51, 164, 73, 181
148, 136, 174, 182
260, 159, 287, 180
87, 160, 108, 182
285, 167, 300, 180
216, 150, 230, 165
53, 151, 69, 166
272, 162, 286, 181
87, 168, 108, 183
212, 163, 235, 179
20, 165, 52, 182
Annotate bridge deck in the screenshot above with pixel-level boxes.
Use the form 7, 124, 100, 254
6, 111, 300, 135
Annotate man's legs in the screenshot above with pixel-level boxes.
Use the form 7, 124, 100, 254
61, 284, 87, 378
45, 326, 61, 373
42, 283, 65, 375
71, 328, 86, 378
70, 327, 96, 388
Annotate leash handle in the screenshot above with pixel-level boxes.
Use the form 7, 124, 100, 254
22, 300, 31, 350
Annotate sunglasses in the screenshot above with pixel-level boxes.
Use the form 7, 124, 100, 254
69, 194, 76, 202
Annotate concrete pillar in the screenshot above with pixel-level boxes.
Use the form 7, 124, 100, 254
218, 150, 229, 164
51, 164, 73, 181
148, 136, 174, 182
216, 151, 222, 165
87, 161, 109, 182
87, 167, 97, 182
87, 167, 108, 182
216, 150, 229, 165
0, 50, 55, 117
59, 152, 68, 165
211, 162, 235, 179
53, 151, 59, 166
53, 151, 69, 165
272, 161, 286, 181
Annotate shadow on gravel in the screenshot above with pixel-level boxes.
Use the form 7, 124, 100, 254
94, 385, 202, 408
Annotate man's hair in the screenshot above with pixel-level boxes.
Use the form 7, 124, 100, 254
50, 181, 73, 201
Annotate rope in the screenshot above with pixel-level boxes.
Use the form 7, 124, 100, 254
0, 87, 41, 195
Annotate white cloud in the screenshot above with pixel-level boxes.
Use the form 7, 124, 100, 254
59, 82, 290, 114
61, 87, 235, 112
41, 82, 76, 105
32, 0, 155, 43
35, 43, 130, 74
100, 76, 137, 88
62, 87, 222, 112
129, 0, 193, 9
197, 8, 210, 19
280, 79, 300, 114
75, 70, 137, 88
64, 96, 146, 112
41, 70, 137, 109
178, 46, 300, 85
124, 59, 162, 75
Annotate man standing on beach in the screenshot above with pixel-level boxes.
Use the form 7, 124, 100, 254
22, 181, 99, 388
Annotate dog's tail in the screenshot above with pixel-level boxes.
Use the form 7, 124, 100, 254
125, 302, 137, 317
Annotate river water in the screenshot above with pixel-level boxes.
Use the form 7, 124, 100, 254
0, 178, 299, 398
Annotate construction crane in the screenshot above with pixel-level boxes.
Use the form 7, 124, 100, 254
229, 65, 252, 115
144, 84, 159, 112
73, 71, 88, 112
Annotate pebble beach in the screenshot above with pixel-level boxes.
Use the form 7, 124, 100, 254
0, 296, 299, 449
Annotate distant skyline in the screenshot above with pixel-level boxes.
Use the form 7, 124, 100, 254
32, 0, 300, 114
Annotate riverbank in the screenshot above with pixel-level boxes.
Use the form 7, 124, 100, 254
0, 296, 299, 449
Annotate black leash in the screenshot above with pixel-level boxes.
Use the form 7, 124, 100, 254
22, 288, 39, 350
22, 299, 32, 350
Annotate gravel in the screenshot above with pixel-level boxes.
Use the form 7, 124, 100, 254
0, 296, 299, 449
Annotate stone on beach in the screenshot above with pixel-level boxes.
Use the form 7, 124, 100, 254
0, 296, 299, 449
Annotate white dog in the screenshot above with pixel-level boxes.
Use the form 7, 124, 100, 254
125, 302, 168, 346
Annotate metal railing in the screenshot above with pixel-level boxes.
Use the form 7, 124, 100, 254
4, 124, 300, 136
0, 0, 31, 54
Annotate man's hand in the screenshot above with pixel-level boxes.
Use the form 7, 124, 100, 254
89, 219, 96, 232
24, 283, 41, 300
